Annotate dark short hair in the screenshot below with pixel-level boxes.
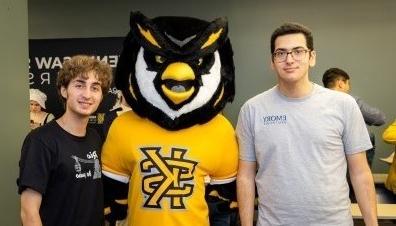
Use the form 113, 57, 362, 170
322, 67, 350, 88
270, 22, 314, 54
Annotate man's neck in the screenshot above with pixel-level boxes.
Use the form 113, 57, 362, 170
56, 113, 89, 137
278, 78, 313, 98
331, 87, 347, 93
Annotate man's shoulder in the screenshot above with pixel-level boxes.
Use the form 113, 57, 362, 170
316, 85, 355, 103
28, 120, 60, 139
22, 121, 61, 154
244, 86, 277, 106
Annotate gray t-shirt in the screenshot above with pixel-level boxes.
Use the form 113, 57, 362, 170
236, 84, 372, 226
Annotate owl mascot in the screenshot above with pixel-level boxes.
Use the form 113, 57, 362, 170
102, 11, 238, 226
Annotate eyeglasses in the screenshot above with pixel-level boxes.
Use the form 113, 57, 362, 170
272, 48, 311, 62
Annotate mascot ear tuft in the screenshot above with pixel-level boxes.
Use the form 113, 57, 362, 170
199, 17, 228, 51
137, 24, 162, 49
201, 28, 223, 49
130, 11, 163, 49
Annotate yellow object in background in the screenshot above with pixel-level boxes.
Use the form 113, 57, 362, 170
383, 120, 396, 193
383, 120, 396, 144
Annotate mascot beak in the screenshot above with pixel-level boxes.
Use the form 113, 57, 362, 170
161, 62, 195, 104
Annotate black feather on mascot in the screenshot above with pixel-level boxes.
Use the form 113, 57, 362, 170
102, 11, 238, 226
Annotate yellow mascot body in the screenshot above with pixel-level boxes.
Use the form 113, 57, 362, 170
102, 11, 238, 226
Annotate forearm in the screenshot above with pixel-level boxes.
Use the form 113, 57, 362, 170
237, 176, 255, 226
20, 188, 43, 226
21, 209, 42, 226
103, 172, 129, 222
350, 167, 378, 226
237, 160, 256, 226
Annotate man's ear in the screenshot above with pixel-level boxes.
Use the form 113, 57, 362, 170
336, 79, 345, 90
309, 50, 316, 67
60, 86, 67, 99
336, 80, 341, 88
270, 59, 275, 71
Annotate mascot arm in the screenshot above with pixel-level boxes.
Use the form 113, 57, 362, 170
210, 116, 239, 180
208, 179, 237, 200
207, 119, 239, 210
206, 179, 237, 215
103, 171, 129, 225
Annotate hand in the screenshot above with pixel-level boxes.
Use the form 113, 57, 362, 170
105, 199, 128, 225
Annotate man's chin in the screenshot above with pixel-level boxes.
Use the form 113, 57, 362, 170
75, 109, 97, 118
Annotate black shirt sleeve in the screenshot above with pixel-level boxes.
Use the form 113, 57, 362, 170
17, 132, 54, 195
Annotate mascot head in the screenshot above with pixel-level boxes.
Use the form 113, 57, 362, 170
116, 11, 235, 130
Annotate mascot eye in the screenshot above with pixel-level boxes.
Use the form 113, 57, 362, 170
155, 55, 166, 64
197, 58, 203, 66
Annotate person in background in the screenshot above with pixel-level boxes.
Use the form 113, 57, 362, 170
101, 90, 131, 140
236, 22, 377, 226
29, 88, 55, 130
322, 67, 386, 167
18, 55, 112, 226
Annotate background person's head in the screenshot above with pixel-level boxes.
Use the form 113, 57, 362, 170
29, 88, 47, 113
322, 67, 351, 93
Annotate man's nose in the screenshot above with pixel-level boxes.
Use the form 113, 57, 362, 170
285, 52, 294, 63
81, 87, 93, 98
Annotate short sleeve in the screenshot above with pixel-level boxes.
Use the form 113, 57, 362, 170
236, 103, 256, 161
210, 117, 238, 184
17, 133, 53, 194
101, 119, 132, 180
342, 96, 373, 155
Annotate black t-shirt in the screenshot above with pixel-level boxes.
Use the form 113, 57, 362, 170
18, 121, 104, 226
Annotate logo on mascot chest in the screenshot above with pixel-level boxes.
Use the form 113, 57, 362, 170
140, 147, 198, 209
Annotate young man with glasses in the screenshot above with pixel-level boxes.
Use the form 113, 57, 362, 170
236, 23, 378, 226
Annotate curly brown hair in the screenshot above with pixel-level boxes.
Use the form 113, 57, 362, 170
56, 55, 113, 102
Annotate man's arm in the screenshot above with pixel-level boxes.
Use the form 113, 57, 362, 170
347, 152, 378, 226
20, 188, 43, 226
237, 160, 256, 226
354, 97, 386, 126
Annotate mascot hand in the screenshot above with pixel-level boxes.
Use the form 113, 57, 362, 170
104, 199, 128, 224
103, 173, 129, 225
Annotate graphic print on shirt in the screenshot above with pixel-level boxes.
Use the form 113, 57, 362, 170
140, 147, 198, 209
71, 150, 101, 179
262, 114, 287, 125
